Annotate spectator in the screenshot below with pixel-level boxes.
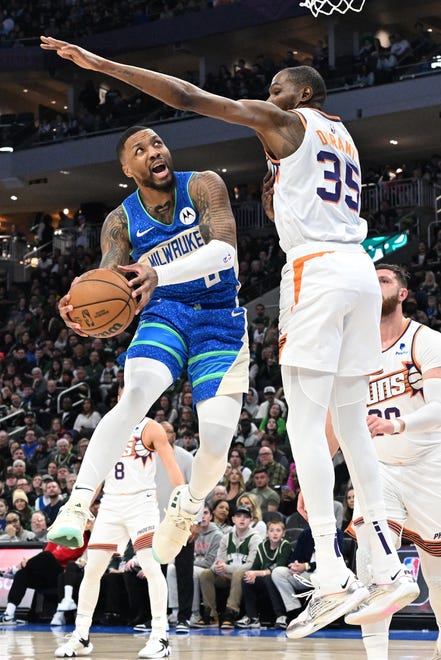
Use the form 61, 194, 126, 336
254, 385, 286, 422
236, 519, 292, 629
235, 492, 267, 541
11, 489, 33, 530
196, 505, 260, 629
52, 437, 77, 469
228, 447, 252, 483
247, 448, 287, 489
211, 499, 231, 534
0, 510, 35, 542
248, 467, 280, 514
42, 480, 64, 525
30, 510, 48, 543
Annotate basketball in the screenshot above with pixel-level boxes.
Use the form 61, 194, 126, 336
133, 417, 166, 457
68, 268, 136, 338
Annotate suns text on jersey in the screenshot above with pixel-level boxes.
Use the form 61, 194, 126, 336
368, 372, 408, 405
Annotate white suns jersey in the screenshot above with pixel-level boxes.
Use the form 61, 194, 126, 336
368, 319, 441, 465
103, 417, 157, 495
267, 108, 367, 253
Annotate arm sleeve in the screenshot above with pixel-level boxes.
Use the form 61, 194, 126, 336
154, 239, 235, 287
400, 378, 441, 433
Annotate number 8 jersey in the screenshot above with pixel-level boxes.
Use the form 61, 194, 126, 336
267, 108, 367, 252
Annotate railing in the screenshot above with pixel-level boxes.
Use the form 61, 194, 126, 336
53, 226, 102, 255
22, 241, 53, 268
0, 235, 28, 261
57, 382, 91, 414
7, 425, 27, 440
231, 202, 271, 232
361, 179, 435, 215
427, 184, 441, 247
0, 408, 26, 430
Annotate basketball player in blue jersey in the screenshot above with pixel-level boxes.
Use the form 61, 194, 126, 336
41, 36, 417, 635
48, 124, 249, 570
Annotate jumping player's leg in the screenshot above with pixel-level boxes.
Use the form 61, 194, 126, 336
73, 358, 173, 499
282, 365, 352, 592
48, 358, 173, 547
181, 393, 243, 512
153, 393, 242, 565
330, 374, 403, 584
283, 366, 371, 639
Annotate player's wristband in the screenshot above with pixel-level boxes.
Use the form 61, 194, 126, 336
390, 419, 401, 434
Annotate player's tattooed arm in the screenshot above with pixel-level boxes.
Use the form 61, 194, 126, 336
99, 205, 131, 269
190, 171, 237, 248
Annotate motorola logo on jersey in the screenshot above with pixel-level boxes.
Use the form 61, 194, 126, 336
179, 207, 196, 225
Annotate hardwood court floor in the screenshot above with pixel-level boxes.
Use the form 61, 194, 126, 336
0, 626, 437, 660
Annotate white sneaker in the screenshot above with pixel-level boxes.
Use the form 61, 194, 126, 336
344, 571, 420, 625
54, 631, 93, 657
189, 613, 200, 626
286, 574, 369, 639
138, 636, 170, 658
275, 615, 287, 629
50, 611, 66, 626
152, 486, 196, 564
58, 598, 77, 612
48, 498, 94, 549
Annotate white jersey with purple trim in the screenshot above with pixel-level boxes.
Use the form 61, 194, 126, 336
267, 108, 367, 252
368, 319, 441, 465
102, 417, 156, 495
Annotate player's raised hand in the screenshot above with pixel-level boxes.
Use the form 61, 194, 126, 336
40, 36, 101, 71
118, 262, 158, 314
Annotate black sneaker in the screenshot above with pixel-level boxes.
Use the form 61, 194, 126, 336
220, 609, 237, 629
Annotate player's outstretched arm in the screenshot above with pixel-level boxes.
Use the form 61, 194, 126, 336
40, 36, 278, 133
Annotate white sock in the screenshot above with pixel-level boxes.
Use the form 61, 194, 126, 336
64, 585, 74, 601
75, 614, 90, 640
180, 486, 205, 515
5, 603, 16, 618
362, 618, 391, 660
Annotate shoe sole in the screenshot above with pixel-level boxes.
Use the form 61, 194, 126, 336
54, 643, 93, 657
345, 582, 420, 625
138, 651, 170, 659
286, 584, 369, 639
47, 529, 83, 549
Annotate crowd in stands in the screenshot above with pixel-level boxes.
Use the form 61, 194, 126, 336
0, 1, 229, 46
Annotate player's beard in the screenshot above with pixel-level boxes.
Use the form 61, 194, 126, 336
142, 171, 176, 193
381, 292, 400, 318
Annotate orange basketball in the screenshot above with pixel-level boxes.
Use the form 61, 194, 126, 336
68, 268, 136, 338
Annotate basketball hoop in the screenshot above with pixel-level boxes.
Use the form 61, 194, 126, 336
300, 0, 366, 17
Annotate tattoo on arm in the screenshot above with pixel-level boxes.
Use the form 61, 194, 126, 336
191, 172, 237, 247
100, 206, 131, 268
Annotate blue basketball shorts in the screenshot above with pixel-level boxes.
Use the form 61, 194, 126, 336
126, 298, 249, 405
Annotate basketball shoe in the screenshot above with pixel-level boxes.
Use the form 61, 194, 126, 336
152, 486, 196, 564
54, 631, 93, 657
286, 571, 369, 639
47, 498, 94, 549
138, 635, 170, 658
344, 570, 420, 626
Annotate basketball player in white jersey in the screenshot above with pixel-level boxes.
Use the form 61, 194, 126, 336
40, 37, 417, 635
343, 264, 441, 660
55, 417, 184, 659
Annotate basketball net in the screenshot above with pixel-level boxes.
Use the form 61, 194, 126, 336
300, 0, 366, 17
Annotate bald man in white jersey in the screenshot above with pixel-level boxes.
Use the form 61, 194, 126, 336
40, 36, 417, 636
342, 264, 441, 660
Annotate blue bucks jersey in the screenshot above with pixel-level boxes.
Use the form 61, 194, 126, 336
123, 171, 239, 307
